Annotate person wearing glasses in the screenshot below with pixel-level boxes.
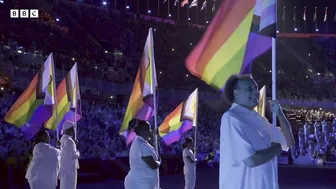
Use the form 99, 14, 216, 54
219, 74, 295, 189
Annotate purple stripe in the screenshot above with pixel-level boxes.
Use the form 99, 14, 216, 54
240, 33, 272, 75
259, 2, 276, 31
20, 105, 53, 139
161, 120, 193, 145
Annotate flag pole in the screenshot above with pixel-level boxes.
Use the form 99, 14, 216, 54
158, 0, 160, 17
193, 88, 199, 152
150, 28, 160, 188
74, 74, 78, 141
168, 0, 170, 17
272, 1, 278, 188
51, 53, 59, 142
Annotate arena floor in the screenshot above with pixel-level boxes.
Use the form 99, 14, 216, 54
77, 165, 336, 189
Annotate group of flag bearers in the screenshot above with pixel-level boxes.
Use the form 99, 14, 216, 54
4, 53, 82, 189
4, 0, 297, 188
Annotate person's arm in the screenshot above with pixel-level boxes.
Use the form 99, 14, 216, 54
277, 111, 295, 148
64, 140, 80, 159
185, 149, 197, 163
186, 156, 197, 163
137, 142, 160, 170
141, 156, 161, 170
221, 113, 281, 169
243, 142, 282, 168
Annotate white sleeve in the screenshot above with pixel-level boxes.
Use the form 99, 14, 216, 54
221, 113, 256, 166
268, 126, 289, 152
138, 142, 155, 158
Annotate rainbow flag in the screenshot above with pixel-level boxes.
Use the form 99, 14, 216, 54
120, 28, 158, 145
185, 0, 275, 91
159, 88, 198, 145
4, 53, 56, 139
45, 63, 82, 133
254, 85, 266, 117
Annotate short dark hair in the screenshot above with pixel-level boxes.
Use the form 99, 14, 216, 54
128, 118, 150, 134
34, 129, 48, 145
222, 74, 253, 105
183, 137, 193, 149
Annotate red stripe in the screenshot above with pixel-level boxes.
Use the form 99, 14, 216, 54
186, 0, 256, 77
159, 103, 183, 134
6, 75, 38, 115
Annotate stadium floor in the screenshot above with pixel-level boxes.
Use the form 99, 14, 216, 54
77, 165, 336, 189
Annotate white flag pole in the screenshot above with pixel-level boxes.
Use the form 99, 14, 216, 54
271, 2, 278, 188
149, 28, 160, 188
193, 88, 199, 152
51, 53, 59, 142
74, 87, 78, 141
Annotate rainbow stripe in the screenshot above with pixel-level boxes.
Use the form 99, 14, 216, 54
45, 63, 81, 132
120, 28, 157, 145
159, 89, 198, 145
186, 0, 275, 90
4, 54, 56, 139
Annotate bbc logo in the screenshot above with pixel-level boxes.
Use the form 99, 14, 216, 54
10, 9, 39, 18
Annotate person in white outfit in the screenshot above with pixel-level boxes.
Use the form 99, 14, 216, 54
219, 74, 295, 189
25, 129, 61, 189
182, 137, 197, 189
124, 118, 161, 189
59, 121, 80, 189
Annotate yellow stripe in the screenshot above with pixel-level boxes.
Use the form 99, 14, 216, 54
45, 95, 70, 130
159, 122, 183, 137
202, 8, 255, 84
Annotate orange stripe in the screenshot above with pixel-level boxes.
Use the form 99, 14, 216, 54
56, 79, 67, 102
159, 103, 183, 133
189, 0, 256, 75
6, 75, 38, 116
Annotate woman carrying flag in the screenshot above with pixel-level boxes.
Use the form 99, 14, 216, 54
124, 118, 161, 189
25, 129, 61, 189
182, 137, 197, 189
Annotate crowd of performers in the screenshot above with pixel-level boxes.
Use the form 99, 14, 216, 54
297, 120, 336, 163
25, 74, 295, 189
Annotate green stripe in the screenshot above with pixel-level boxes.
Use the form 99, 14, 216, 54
210, 43, 248, 89
13, 99, 43, 127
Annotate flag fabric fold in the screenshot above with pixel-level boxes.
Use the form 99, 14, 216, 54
201, 0, 206, 10
181, 0, 188, 7
45, 63, 82, 133
324, 7, 327, 22
185, 0, 275, 91
4, 53, 56, 139
174, 0, 179, 6
254, 85, 266, 117
189, 0, 197, 8
212, 0, 216, 12
159, 88, 198, 145
120, 28, 158, 146
293, 6, 296, 21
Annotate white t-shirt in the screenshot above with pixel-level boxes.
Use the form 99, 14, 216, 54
183, 148, 196, 172
128, 136, 159, 181
220, 103, 288, 189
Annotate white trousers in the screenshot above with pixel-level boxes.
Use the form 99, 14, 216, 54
184, 168, 196, 189
60, 171, 78, 189
28, 179, 57, 189
124, 174, 158, 189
